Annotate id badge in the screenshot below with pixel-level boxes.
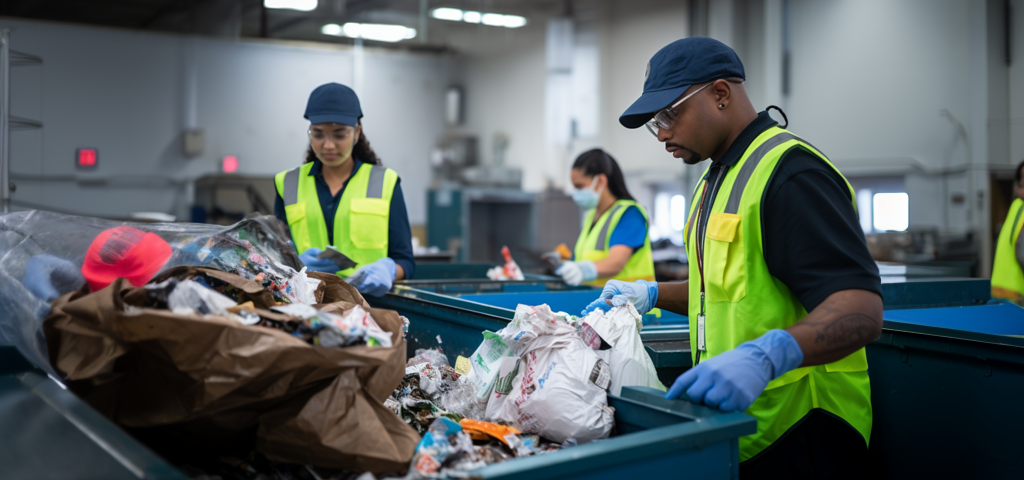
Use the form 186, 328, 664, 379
697, 313, 706, 352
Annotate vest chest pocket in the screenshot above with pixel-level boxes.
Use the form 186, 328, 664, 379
349, 198, 389, 250
705, 212, 746, 303
285, 202, 310, 249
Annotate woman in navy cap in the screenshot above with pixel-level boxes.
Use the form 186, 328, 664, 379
274, 83, 415, 296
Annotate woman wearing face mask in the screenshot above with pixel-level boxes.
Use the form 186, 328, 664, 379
273, 83, 415, 296
555, 148, 655, 286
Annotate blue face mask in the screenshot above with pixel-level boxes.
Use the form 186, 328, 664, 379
572, 177, 604, 210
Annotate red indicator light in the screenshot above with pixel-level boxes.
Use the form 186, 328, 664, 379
222, 155, 239, 173
77, 149, 98, 168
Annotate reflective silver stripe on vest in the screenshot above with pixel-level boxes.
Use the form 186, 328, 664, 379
283, 167, 302, 206
685, 178, 704, 245
723, 132, 800, 214
1011, 205, 1024, 246
595, 204, 625, 251
366, 165, 387, 199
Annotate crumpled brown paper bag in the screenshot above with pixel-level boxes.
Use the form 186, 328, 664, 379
43, 266, 420, 473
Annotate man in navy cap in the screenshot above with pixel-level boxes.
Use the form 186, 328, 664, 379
583, 37, 881, 478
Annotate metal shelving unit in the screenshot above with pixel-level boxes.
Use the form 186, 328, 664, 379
1, 29, 44, 213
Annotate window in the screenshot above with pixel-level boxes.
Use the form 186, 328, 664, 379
670, 195, 687, 231
652, 192, 686, 245
872, 192, 909, 232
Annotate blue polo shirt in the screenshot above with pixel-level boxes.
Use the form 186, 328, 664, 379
273, 158, 416, 279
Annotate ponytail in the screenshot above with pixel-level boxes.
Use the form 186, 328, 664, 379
571, 148, 634, 201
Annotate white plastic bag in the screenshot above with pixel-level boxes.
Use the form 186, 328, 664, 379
462, 330, 518, 412
581, 303, 666, 396
487, 304, 614, 444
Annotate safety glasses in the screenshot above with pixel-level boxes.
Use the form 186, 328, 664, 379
645, 82, 713, 137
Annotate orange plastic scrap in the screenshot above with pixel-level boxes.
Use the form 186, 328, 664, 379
459, 419, 521, 446
554, 243, 573, 260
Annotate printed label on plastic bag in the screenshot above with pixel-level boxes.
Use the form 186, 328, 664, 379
589, 358, 611, 391
492, 357, 521, 397
579, 322, 602, 350
472, 332, 510, 375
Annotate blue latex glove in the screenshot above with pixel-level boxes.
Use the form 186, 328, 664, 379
299, 248, 340, 273
665, 329, 804, 412
555, 260, 597, 286
581, 279, 659, 316
21, 255, 83, 303
345, 257, 397, 297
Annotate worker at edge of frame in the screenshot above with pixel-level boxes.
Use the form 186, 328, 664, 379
992, 159, 1024, 306
273, 83, 416, 297
554, 149, 656, 288
582, 37, 883, 479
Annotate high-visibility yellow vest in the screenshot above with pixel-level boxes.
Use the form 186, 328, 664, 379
684, 126, 872, 461
274, 162, 397, 277
574, 199, 656, 287
992, 198, 1024, 305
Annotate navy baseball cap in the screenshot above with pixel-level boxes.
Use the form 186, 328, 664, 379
619, 37, 745, 129
304, 83, 363, 126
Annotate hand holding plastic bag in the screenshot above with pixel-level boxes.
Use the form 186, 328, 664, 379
582, 279, 659, 316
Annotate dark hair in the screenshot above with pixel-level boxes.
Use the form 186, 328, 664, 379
304, 121, 382, 166
572, 148, 634, 201
1017, 159, 1024, 185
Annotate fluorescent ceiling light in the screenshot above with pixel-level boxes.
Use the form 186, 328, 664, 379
321, 23, 343, 36
431, 7, 463, 21
481, 13, 506, 26
321, 22, 416, 42
501, 15, 527, 28
264, 0, 317, 12
430, 8, 526, 28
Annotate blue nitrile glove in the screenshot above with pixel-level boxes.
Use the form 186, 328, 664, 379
21, 255, 83, 303
581, 279, 659, 316
299, 247, 340, 273
665, 329, 804, 412
555, 260, 597, 286
345, 257, 397, 297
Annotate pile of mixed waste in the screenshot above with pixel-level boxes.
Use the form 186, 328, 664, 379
141, 271, 392, 348
389, 302, 666, 478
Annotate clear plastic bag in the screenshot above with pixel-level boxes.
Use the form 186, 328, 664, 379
0, 210, 302, 374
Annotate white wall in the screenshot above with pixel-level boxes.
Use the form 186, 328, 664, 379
597, 0, 690, 211
456, 29, 547, 191
2, 18, 447, 224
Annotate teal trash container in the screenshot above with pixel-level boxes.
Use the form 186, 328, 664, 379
866, 300, 1024, 478
375, 278, 1024, 479
377, 286, 692, 387
0, 346, 186, 480
458, 386, 754, 480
